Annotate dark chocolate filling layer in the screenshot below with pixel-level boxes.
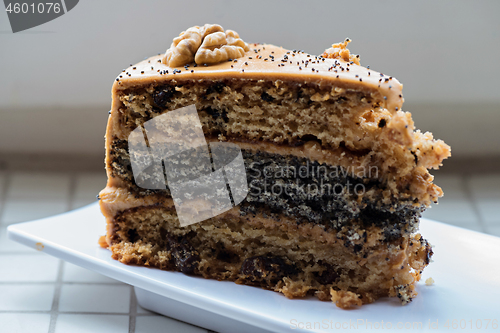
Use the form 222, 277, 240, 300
109, 139, 423, 239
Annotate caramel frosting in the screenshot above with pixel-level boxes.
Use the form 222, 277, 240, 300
113, 43, 404, 113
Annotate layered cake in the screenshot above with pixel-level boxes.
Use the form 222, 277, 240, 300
98, 24, 450, 308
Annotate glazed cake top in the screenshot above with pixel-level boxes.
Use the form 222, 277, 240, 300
113, 43, 404, 113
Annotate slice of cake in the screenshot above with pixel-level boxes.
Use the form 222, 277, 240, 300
98, 24, 450, 308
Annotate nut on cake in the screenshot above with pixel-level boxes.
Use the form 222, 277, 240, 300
98, 24, 450, 309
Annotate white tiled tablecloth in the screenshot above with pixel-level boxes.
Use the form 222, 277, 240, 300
0, 170, 499, 332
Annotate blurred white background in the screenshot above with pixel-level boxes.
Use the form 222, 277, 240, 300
0, 0, 499, 158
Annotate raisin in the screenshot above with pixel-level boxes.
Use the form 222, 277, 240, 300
220, 109, 229, 122
291, 140, 306, 147
166, 234, 200, 274
353, 244, 363, 253
295, 88, 303, 103
205, 107, 229, 123
216, 247, 239, 263
205, 81, 226, 95
240, 256, 297, 282
378, 119, 386, 128
204, 107, 218, 118
293, 134, 320, 146
261, 91, 275, 102
411, 150, 419, 165
153, 86, 175, 108
300, 134, 318, 142
315, 263, 340, 285
423, 240, 433, 265
127, 228, 139, 243
335, 96, 347, 104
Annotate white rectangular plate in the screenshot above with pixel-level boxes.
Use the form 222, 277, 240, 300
7, 203, 500, 332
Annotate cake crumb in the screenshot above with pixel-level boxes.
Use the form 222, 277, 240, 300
393, 284, 417, 305
330, 289, 362, 309
425, 277, 434, 286
98, 235, 108, 248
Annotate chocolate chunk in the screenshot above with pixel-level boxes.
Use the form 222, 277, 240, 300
240, 255, 297, 282
153, 86, 175, 108
166, 234, 200, 274
378, 119, 386, 128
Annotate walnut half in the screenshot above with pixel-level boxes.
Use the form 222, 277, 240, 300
163, 24, 249, 67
